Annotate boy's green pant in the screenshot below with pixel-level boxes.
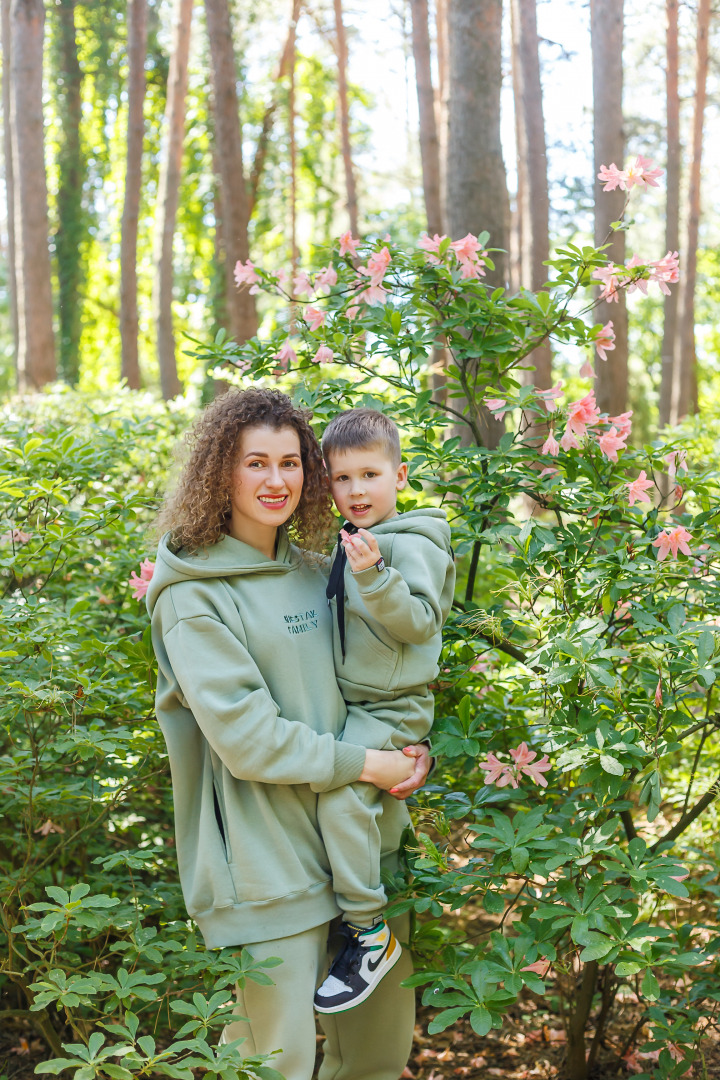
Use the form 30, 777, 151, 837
220, 914, 414, 1080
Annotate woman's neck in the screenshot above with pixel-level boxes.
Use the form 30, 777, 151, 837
227, 515, 279, 560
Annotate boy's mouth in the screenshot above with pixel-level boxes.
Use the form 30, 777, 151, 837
349, 504, 371, 514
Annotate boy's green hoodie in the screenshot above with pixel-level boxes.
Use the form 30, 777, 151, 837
329, 508, 456, 751
146, 531, 368, 947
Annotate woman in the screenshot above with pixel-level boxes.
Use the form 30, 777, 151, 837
147, 387, 430, 1080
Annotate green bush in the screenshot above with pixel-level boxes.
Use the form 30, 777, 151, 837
0, 389, 283, 1079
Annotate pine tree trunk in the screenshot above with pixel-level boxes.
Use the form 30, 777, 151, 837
658, 0, 679, 429
410, 0, 442, 237
435, 0, 448, 218
446, 0, 508, 448
53, 0, 84, 385
671, 0, 709, 422
153, 0, 192, 401
591, 0, 627, 417
1, 0, 18, 370
511, 0, 551, 389
120, 0, 147, 390
204, 0, 257, 345
10, 0, 56, 391
333, 0, 359, 237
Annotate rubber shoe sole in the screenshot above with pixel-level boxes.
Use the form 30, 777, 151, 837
313, 937, 402, 1014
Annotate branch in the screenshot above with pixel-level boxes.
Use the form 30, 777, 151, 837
649, 772, 720, 854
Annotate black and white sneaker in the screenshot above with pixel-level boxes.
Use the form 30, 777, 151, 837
313, 920, 401, 1013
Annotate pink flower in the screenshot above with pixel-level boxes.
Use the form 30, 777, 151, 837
542, 433, 559, 457
610, 411, 633, 438
579, 361, 594, 378
450, 232, 482, 263
356, 282, 389, 306
346, 304, 361, 320
521, 960, 550, 976
624, 155, 664, 189
418, 233, 448, 264
650, 250, 679, 294
129, 558, 155, 600
234, 259, 260, 287
616, 600, 632, 621
273, 340, 297, 369
537, 382, 564, 413
1, 529, 31, 543
624, 253, 650, 296
276, 267, 289, 286
596, 425, 628, 463
652, 525, 692, 561
568, 391, 601, 434
312, 345, 334, 364
315, 265, 338, 289
592, 264, 623, 303
595, 320, 615, 361
484, 397, 507, 421
560, 429, 580, 452
479, 752, 511, 786
664, 449, 687, 478
293, 271, 313, 297
597, 162, 627, 191
626, 470, 653, 506
654, 677, 663, 707
539, 466, 559, 478
305, 306, 325, 331
338, 231, 360, 257
358, 246, 391, 287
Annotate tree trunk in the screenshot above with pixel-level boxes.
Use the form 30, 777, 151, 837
333, 0, 359, 237
446, 0, 508, 448
671, 0, 709, 423
658, 0, 679, 429
10, 0, 56, 391
204, 0, 257, 345
591, 0, 627, 417
511, 0, 551, 389
410, 0, 442, 237
153, 0, 192, 401
565, 961, 599, 1080
53, 0, 84, 385
435, 0, 449, 218
120, 0, 147, 390
1, 0, 18, 371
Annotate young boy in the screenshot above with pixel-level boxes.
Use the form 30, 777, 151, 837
313, 408, 455, 1014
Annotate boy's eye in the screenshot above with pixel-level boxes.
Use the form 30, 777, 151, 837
365, 472, 377, 478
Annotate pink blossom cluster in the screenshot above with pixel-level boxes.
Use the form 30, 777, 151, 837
0, 528, 31, 544
419, 231, 488, 280
129, 558, 155, 600
652, 525, 693, 562
355, 245, 392, 306
479, 742, 552, 789
597, 155, 664, 192
592, 251, 679, 303
539, 390, 631, 464
233, 259, 261, 293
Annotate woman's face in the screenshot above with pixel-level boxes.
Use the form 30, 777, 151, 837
227, 425, 304, 554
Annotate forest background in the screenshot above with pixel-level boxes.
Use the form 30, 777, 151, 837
3, 2, 720, 1080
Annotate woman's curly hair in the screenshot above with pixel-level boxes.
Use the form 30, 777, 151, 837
157, 387, 336, 553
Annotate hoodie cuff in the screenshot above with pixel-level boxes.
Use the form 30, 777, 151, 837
352, 565, 390, 594
316, 742, 366, 792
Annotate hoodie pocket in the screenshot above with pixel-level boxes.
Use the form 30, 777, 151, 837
213, 781, 232, 863
340, 618, 399, 692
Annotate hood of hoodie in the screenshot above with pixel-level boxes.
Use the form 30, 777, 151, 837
146, 530, 297, 616
356, 507, 452, 554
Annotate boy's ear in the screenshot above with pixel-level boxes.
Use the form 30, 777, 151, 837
396, 462, 408, 490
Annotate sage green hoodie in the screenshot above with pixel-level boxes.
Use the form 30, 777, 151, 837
147, 531, 367, 948
330, 508, 455, 751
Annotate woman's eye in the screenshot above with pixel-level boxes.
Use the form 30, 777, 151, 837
365, 472, 376, 478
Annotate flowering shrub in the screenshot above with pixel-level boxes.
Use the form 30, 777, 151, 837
189, 159, 720, 1079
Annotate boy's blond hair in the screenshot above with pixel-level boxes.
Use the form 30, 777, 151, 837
322, 408, 402, 468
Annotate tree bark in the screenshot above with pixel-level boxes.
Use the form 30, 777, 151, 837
153, 0, 192, 401
10, 0, 56, 391
1, 0, 18, 371
53, 0, 84, 385
658, 0, 679, 429
120, 0, 147, 390
410, 0, 442, 237
435, 0, 449, 218
565, 960, 599, 1080
446, 0, 508, 448
591, 0, 627, 417
671, 0, 709, 423
511, 0, 551, 389
333, 0, 358, 237
204, 0, 257, 345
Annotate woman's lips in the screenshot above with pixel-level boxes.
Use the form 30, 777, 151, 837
259, 495, 289, 509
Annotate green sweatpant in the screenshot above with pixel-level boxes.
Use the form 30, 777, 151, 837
220, 914, 414, 1080
316, 784, 410, 926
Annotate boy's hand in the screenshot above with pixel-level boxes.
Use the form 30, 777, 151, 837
341, 528, 383, 573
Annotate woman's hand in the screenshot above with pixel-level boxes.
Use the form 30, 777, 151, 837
359, 748, 415, 790
388, 744, 431, 800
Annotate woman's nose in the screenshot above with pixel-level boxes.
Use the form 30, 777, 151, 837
266, 466, 286, 488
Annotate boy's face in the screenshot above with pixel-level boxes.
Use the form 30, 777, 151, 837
327, 445, 408, 529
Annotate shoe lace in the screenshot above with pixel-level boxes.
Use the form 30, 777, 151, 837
333, 925, 384, 980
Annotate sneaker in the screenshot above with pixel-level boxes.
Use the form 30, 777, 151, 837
313, 920, 401, 1014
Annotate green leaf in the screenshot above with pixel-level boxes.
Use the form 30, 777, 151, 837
469, 1004, 493, 1036
641, 969, 661, 1000
427, 1007, 470, 1033
667, 604, 686, 634
600, 754, 624, 776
